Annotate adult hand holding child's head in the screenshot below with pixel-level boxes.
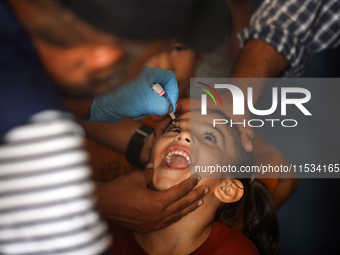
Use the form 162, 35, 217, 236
96, 164, 208, 232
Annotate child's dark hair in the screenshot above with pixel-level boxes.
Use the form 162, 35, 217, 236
214, 125, 280, 255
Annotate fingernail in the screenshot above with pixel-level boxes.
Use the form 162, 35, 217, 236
146, 163, 154, 168
190, 174, 201, 182
198, 199, 203, 206
204, 187, 209, 194
249, 140, 252, 146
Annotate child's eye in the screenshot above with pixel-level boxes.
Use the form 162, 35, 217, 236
202, 132, 218, 143
173, 45, 188, 52
169, 127, 181, 133
166, 122, 182, 133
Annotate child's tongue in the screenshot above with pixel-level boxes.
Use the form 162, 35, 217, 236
167, 154, 189, 169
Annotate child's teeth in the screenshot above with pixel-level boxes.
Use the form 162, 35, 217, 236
165, 150, 191, 166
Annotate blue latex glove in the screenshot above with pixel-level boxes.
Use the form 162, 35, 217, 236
83, 66, 178, 124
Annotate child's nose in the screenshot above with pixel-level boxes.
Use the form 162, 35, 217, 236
175, 132, 190, 143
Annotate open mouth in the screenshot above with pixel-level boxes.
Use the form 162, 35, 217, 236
161, 145, 191, 170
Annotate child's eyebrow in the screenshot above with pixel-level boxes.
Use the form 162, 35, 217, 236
165, 118, 189, 130
167, 118, 189, 127
173, 118, 189, 124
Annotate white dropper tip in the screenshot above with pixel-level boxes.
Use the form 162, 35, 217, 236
169, 112, 176, 120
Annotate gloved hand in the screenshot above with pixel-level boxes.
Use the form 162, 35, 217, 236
83, 66, 178, 124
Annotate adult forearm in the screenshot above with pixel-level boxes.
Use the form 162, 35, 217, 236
63, 96, 144, 155
231, 39, 290, 101
62, 97, 93, 119
82, 119, 143, 155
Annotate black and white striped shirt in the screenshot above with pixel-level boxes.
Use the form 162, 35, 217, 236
0, 110, 111, 255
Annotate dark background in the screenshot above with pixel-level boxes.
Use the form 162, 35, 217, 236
256, 47, 340, 254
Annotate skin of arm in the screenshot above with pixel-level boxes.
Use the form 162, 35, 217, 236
82, 119, 154, 166
231, 38, 290, 97
63, 97, 140, 154
63, 96, 153, 164
82, 119, 144, 154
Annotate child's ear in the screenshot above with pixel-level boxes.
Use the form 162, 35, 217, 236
214, 178, 244, 203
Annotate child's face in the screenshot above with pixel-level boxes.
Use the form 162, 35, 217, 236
145, 41, 200, 98
151, 111, 236, 191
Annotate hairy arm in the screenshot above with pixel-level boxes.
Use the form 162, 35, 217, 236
231, 38, 289, 96
63, 97, 152, 165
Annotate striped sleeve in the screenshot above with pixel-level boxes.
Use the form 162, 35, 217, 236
0, 110, 111, 255
238, 0, 340, 77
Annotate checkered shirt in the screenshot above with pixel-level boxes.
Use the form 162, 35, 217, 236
239, 0, 340, 77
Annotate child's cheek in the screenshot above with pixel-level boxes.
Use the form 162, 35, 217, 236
151, 138, 168, 164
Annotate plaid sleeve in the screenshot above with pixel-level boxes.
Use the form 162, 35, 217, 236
239, 0, 340, 77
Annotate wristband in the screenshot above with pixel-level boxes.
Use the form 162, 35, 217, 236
126, 125, 153, 168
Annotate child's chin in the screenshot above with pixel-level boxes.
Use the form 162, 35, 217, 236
152, 179, 182, 191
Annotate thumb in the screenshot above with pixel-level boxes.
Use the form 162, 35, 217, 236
162, 76, 179, 111
150, 67, 178, 110
142, 166, 154, 185
159, 176, 200, 204
146, 88, 172, 116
